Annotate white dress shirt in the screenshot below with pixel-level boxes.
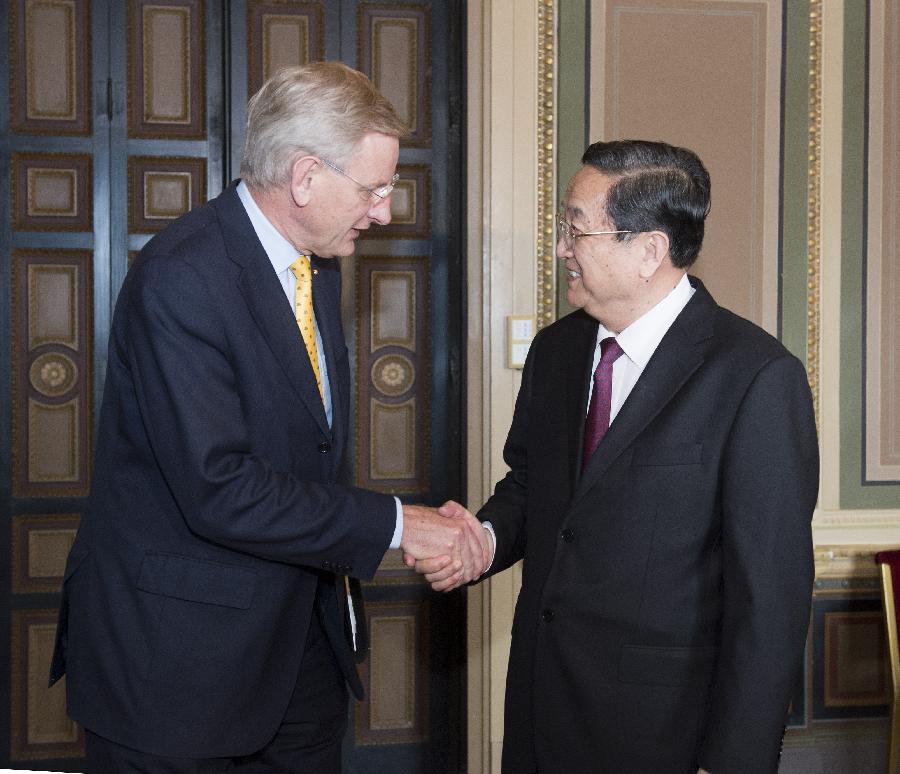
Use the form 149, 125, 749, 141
589, 272, 695, 418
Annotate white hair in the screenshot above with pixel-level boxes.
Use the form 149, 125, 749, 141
240, 61, 408, 191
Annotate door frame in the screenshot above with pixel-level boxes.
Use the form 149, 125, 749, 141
465, 1, 554, 771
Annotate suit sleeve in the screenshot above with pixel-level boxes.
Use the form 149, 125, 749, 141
122, 255, 396, 578
699, 354, 818, 773
475, 331, 541, 576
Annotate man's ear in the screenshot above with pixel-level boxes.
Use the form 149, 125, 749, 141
637, 230, 671, 279
289, 156, 319, 207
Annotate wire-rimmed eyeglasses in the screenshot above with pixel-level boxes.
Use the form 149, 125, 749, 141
556, 213, 633, 248
319, 158, 399, 201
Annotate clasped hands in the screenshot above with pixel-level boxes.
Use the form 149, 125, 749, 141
400, 501, 492, 591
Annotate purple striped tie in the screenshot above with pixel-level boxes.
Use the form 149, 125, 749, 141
582, 337, 624, 469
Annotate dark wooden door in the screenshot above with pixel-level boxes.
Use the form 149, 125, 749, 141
0, 1, 465, 771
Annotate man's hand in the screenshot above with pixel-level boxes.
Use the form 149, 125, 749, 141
399, 504, 470, 590
402, 501, 491, 591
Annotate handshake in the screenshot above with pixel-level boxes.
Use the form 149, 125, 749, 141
399, 501, 494, 592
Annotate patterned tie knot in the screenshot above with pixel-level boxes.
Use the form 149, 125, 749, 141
599, 336, 623, 364
291, 255, 312, 282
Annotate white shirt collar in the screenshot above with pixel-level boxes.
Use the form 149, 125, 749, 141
236, 180, 302, 274
596, 273, 695, 367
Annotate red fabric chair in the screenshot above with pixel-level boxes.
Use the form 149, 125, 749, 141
876, 550, 900, 773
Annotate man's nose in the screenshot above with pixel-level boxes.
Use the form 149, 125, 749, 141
369, 193, 393, 226
556, 235, 572, 259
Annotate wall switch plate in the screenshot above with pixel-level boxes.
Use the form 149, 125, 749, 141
507, 315, 536, 369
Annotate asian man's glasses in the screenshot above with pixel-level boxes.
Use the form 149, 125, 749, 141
556, 213, 633, 249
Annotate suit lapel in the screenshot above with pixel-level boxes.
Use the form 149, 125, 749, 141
311, 254, 346, 458
571, 278, 717, 507
566, 311, 601, 494
212, 185, 331, 437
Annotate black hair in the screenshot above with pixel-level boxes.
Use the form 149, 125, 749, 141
580, 140, 711, 268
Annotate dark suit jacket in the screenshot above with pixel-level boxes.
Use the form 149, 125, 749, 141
49, 183, 397, 758
479, 278, 818, 774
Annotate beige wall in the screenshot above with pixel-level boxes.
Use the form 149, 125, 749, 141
590, 0, 781, 331
466, 1, 900, 770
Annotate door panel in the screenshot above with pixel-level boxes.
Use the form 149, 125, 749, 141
4, 0, 96, 766
2, 0, 227, 769
343, 3, 465, 770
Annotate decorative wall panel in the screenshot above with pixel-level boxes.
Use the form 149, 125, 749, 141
824, 611, 889, 708
128, 156, 207, 232
355, 600, 428, 745
356, 258, 429, 494
128, 0, 205, 138
590, 0, 781, 332
247, 1, 324, 95
371, 270, 416, 350
812, 596, 889, 720
11, 515, 81, 595
12, 153, 92, 232
537, 0, 557, 330
368, 164, 431, 239
10, 0, 91, 135
804, 0, 822, 425
865, 0, 900, 483
370, 399, 416, 479
358, 4, 431, 147
11, 250, 93, 498
10, 610, 84, 760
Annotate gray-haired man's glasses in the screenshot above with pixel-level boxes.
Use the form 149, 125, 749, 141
319, 158, 399, 201
556, 213, 633, 248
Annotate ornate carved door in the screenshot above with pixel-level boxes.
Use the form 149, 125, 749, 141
0, 1, 465, 771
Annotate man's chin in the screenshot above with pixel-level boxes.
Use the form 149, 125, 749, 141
336, 231, 365, 256
566, 287, 584, 309
321, 240, 359, 259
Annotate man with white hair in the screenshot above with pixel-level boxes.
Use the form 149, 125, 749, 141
50, 61, 488, 772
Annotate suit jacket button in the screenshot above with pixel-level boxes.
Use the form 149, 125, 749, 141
561, 528, 574, 542
541, 609, 554, 623
318, 441, 331, 453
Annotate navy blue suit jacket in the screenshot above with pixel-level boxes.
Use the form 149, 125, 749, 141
479, 278, 818, 774
50, 183, 396, 757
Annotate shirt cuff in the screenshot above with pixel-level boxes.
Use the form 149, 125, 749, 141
481, 521, 497, 573
389, 497, 403, 549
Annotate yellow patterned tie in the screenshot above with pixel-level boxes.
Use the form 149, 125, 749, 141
289, 255, 324, 402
